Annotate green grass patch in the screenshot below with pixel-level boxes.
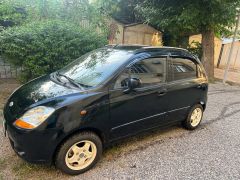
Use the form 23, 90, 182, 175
0, 173, 4, 180
13, 161, 41, 179
12, 160, 58, 180
0, 158, 7, 170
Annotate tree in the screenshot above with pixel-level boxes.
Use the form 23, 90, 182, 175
111, 0, 141, 23
136, 0, 240, 79
0, 0, 109, 32
0, 1, 26, 29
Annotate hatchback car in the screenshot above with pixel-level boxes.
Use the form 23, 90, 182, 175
3, 45, 208, 175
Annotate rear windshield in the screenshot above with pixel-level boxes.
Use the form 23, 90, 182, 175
58, 48, 133, 87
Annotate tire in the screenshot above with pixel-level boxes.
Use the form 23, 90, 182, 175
55, 131, 102, 175
182, 104, 203, 130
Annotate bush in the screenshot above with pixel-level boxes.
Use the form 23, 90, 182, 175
0, 1, 27, 28
0, 20, 107, 82
187, 41, 202, 60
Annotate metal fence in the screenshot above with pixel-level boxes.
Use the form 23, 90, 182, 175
0, 57, 23, 79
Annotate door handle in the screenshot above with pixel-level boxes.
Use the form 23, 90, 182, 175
157, 89, 167, 96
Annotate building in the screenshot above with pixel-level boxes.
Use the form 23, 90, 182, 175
108, 18, 163, 46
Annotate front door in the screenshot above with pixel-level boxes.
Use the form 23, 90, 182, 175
109, 57, 169, 141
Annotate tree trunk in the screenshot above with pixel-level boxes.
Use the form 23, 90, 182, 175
201, 29, 215, 80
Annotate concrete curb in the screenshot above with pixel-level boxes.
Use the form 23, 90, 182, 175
214, 78, 240, 87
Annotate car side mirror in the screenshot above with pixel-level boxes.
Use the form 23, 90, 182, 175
123, 78, 141, 93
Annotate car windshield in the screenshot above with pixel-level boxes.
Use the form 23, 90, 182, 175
58, 48, 133, 87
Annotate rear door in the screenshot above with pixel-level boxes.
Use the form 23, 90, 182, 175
165, 56, 207, 122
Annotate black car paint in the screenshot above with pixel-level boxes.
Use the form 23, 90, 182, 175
3, 46, 208, 164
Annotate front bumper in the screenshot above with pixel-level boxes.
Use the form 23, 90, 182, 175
7, 124, 61, 164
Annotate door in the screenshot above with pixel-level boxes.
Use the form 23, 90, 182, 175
109, 57, 169, 141
165, 56, 207, 122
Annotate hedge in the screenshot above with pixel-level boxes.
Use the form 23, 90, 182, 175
0, 20, 107, 82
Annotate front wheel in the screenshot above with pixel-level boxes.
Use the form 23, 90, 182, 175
55, 132, 102, 175
182, 104, 203, 130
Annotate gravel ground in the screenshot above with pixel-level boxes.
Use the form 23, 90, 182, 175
0, 81, 240, 180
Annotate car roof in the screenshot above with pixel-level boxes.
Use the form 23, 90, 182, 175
105, 44, 195, 59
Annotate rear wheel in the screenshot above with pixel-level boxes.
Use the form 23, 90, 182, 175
182, 104, 203, 130
55, 132, 102, 175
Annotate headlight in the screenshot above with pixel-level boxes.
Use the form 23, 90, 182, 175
14, 106, 55, 129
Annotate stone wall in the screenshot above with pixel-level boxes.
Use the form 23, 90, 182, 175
0, 57, 22, 79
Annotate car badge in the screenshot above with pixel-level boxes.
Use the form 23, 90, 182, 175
9, 101, 14, 107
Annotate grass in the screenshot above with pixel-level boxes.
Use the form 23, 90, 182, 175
0, 158, 7, 171
12, 161, 51, 180
0, 173, 3, 180
0, 158, 7, 180
12, 160, 63, 180
12, 161, 38, 179
104, 145, 123, 161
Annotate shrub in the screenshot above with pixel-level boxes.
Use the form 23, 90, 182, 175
0, 20, 107, 82
0, 1, 27, 28
187, 41, 203, 60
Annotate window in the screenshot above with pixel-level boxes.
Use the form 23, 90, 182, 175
58, 49, 133, 87
114, 58, 166, 89
169, 58, 197, 81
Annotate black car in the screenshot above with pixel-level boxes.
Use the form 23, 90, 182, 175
3, 45, 208, 175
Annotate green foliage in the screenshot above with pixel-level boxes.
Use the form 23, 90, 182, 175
137, 0, 240, 36
0, 0, 109, 82
96, 0, 141, 24
0, 0, 26, 28
135, 0, 240, 78
187, 41, 203, 59
0, 0, 110, 33
0, 20, 107, 82
12, 0, 108, 31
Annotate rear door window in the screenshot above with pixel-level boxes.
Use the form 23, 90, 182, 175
168, 57, 197, 81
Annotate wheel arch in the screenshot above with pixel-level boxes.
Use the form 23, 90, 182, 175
52, 127, 106, 164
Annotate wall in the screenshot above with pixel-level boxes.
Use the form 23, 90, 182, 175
0, 57, 22, 79
124, 24, 162, 45
218, 41, 240, 70
110, 21, 162, 46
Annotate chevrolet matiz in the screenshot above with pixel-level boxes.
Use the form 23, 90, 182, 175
3, 45, 208, 175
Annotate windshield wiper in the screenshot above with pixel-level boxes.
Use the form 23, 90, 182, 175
56, 72, 85, 90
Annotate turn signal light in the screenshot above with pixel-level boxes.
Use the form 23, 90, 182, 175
80, 110, 87, 116
14, 119, 35, 129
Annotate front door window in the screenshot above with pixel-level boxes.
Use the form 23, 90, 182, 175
114, 57, 167, 89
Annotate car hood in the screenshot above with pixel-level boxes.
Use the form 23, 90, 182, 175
4, 75, 83, 120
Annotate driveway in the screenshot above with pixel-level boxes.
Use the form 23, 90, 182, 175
0, 82, 240, 180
